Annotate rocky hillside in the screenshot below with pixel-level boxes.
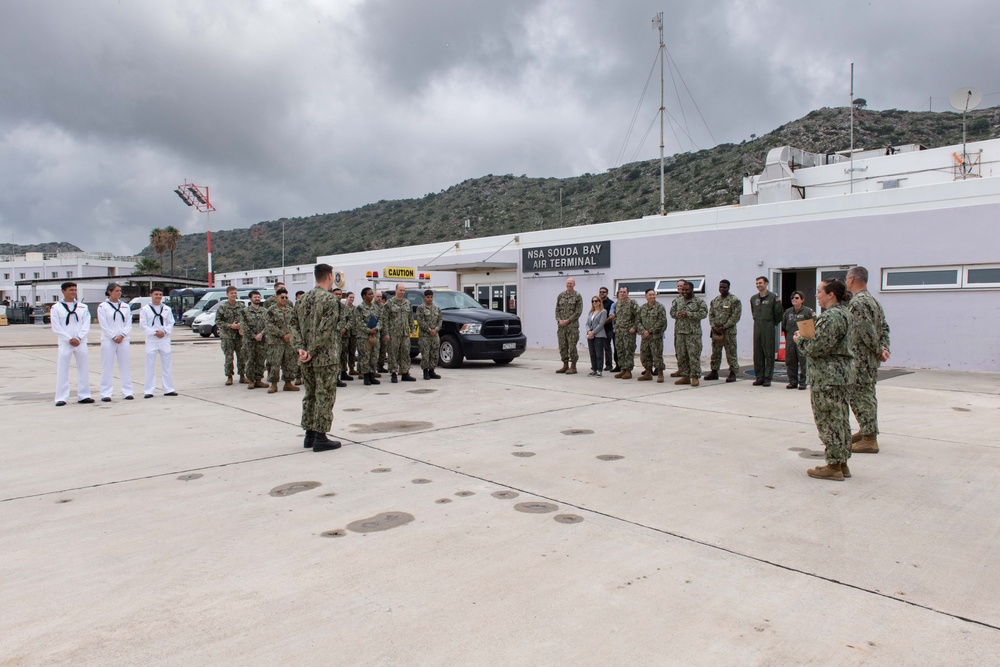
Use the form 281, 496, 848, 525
144, 106, 1000, 277
1, 242, 83, 256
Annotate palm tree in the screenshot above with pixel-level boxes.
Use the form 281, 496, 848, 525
162, 226, 182, 275
149, 228, 167, 273
134, 257, 161, 275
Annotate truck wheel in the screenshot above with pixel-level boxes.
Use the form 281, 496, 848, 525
212, 325, 220, 338
439, 335, 463, 368
200, 331, 210, 338
493, 358, 513, 365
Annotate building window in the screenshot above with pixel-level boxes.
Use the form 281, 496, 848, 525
52, 272, 58, 278
881, 264, 999, 291
33, 272, 40, 279
221, 279, 232, 287
265, 276, 278, 284
66, 271, 73, 278
3, 273, 8, 280
241, 278, 254, 286
19, 273, 25, 279
617, 276, 705, 296
293, 273, 308, 283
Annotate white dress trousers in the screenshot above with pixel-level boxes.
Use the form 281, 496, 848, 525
140, 304, 175, 395
98, 299, 134, 398
51, 301, 92, 403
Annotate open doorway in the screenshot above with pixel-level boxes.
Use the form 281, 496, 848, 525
773, 266, 853, 311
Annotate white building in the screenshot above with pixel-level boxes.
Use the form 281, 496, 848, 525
215, 263, 318, 296
2, 251, 138, 305
227, 137, 1000, 373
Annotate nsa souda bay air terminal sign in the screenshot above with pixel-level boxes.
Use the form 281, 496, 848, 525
522, 241, 611, 272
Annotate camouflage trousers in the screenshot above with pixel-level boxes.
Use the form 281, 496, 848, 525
387, 335, 410, 374
810, 384, 852, 465
340, 333, 356, 373
300, 363, 338, 433
615, 330, 636, 371
267, 342, 297, 383
242, 338, 268, 382
557, 325, 579, 363
355, 335, 379, 374
419, 334, 440, 370
710, 329, 740, 374
639, 335, 664, 373
378, 336, 388, 369
849, 381, 879, 436
221, 335, 244, 378
675, 332, 702, 377
753, 323, 777, 381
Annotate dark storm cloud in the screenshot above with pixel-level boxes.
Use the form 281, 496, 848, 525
0, 0, 997, 256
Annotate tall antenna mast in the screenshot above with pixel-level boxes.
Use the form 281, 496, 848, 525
654, 12, 666, 215
849, 63, 854, 194
950, 87, 983, 180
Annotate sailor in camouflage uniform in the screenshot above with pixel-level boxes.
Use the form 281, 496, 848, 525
612, 287, 639, 379
374, 291, 388, 373
554, 278, 583, 374
636, 289, 667, 382
240, 290, 270, 389
416, 290, 443, 380
264, 288, 299, 393
383, 283, 416, 382
290, 264, 342, 452
705, 279, 742, 382
845, 267, 891, 454
795, 278, 856, 481
353, 287, 382, 386
216, 286, 247, 385
335, 290, 355, 384
669, 281, 708, 386
343, 292, 358, 376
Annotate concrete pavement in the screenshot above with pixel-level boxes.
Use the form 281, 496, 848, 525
1, 323, 998, 665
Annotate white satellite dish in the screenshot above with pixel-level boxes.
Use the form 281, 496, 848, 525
949, 87, 982, 112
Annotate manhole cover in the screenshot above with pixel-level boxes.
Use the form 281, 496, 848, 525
512, 451, 536, 457
514, 502, 559, 514
554, 514, 584, 524
178, 473, 204, 481
269, 481, 321, 497
596, 455, 624, 461
491, 491, 519, 500
561, 429, 594, 436
346, 512, 415, 533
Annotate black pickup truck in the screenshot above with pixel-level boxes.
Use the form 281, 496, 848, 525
381, 289, 526, 368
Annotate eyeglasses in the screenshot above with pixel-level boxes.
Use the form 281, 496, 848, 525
591, 299, 600, 303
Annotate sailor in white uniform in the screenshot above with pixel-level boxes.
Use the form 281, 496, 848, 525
97, 282, 134, 401
51, 281, 94, 406
139, 287, 177, 398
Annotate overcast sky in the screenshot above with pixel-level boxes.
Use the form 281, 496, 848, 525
2, 0, 998, 256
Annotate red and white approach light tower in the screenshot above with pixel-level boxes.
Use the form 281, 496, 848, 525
173, 182, 217, 287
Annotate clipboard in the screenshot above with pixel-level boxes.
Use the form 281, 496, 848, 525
796, 318, 816, 339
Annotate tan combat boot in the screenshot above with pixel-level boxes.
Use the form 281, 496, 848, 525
614, 370, 625, 378
255, 380, 269, 388
621, 370, 632, 379
656, 370, 664, 383
294, 378, 303, 385
669, 370, 684, 377
674, 377, 691, 385
807, 462, 844, 481
247, 381, 256, 390
566, 362, 577, 375
239, 375, 249, 384
841, 462, 852, 478
852, 435, 879, 454
851, 431, 863, 444
637, 369, 652, 381
555, 362, 569, 374
225, 376, 233, 386
267, 382, 279, 394
283, 381, 300, 392
690, 377, 700, 387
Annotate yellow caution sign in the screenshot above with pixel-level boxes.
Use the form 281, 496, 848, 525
384, 266, 416, 280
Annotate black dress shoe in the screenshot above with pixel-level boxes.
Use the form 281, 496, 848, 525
786, 383, 798, 389
55, 401, 66, 407
726, 373, 737, 383
78, 398, 95, 404
336, 380, 347, 388
312, 433, 342, 452
303, 430, 315, 449
124, 395, 134, 400
101, 397, 112, 402
762, 380, 771, 387
752, 378, 764, 386
144, 394, 153, 399
164, 392, 178, 396
799, 384, 807, 390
